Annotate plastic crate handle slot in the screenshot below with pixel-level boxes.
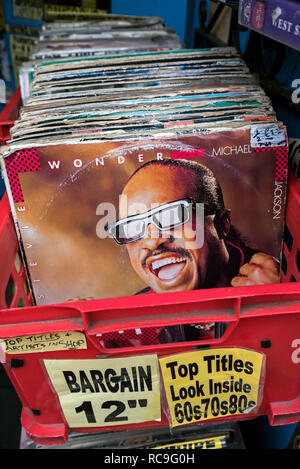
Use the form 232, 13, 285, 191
21, 406, 68, 446
75, 295, 241, 353
268, 398, 300, 426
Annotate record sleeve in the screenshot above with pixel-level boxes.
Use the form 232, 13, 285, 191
0, 123, 288, 308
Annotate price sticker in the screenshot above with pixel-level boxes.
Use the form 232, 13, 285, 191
44, 354, 160, 427
251, 124, 286, 147
160, 348, 264, 427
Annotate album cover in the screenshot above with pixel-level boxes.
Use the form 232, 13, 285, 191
1, 123, 288, 311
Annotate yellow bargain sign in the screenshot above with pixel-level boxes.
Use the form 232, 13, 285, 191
44, 354, 160, 428
159, 348, 264, 427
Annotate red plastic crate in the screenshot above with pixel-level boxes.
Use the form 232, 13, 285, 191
0, 89, 22, 147
1, 90, 300, 446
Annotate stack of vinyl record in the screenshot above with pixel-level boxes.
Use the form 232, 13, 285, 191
19, 14, 183, 103
0, 16, 289, 336
14, 47, 275, 144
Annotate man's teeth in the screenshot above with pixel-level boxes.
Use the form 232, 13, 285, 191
152, 257, 186, 271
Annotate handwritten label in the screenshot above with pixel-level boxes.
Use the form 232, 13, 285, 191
152, 435, 227, 449
160, 348, 264, 427
251, 125, 286, 147
0, 331, 87, 354
44, 355, 160, 428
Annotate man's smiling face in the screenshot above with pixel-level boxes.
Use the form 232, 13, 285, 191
119, 163, 226, 293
